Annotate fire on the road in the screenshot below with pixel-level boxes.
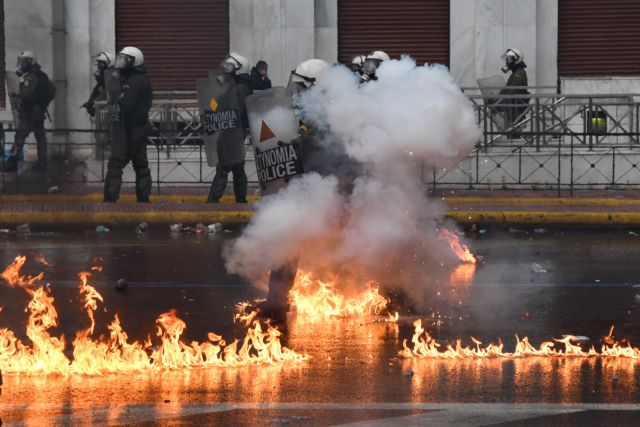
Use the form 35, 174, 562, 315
401, 320, 640, 359
0, 255, 307, 376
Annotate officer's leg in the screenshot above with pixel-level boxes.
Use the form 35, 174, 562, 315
130, 125, 152, 203
3, 111, 31, 172
32, 106, 48, 171
103, 125, 128, 202
207, 164, 231, 203
260, 261, 298, 323
231, 161, 248, 203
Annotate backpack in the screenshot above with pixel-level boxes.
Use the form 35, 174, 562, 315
34, 69, 56, 108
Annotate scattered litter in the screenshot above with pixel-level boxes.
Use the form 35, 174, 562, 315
135, 222, 149, 234
595, 279, 600, 283
115, 278, 128, 292
0, 229, 11, 234
291, 416, 313, 421
223, 229, 232, 234
534, 228, 548, 234
195, 223, 207, 234
530, 263, 547, 273
509, 226, 526, 234
169, 223, 183, 233
270, 419, 291, 425
479, 229, 488, 235
568, 335, 590, 344
207, 223, 224, 233
95, 225, 110, 234
16, 223, 30, 234
47, 185, 62, 194
629, 231, 639, 236
163, 399, 170, 403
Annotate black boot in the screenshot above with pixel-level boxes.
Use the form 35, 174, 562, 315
2, 156, 18, 173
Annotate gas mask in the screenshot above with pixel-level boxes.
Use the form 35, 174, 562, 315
16, 57, 32, 76
362, 59, 381, 77
501, 53, 517, 73
220, 55, 242, 75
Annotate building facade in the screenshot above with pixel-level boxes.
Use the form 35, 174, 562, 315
2, 0, 639, 134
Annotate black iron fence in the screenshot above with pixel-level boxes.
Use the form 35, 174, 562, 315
2, 90, 640, 193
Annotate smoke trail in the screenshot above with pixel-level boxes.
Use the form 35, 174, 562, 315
225, 57, 481, 304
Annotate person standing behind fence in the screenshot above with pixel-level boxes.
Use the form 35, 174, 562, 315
249, 60, 272, 91
103, 46, 153, 203
3, 50, 55, 173
499, 48, 530, 130
82, 51, 113, 117
206, 53, 253, 204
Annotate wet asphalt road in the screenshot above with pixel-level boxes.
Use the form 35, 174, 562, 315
1, 227, 640, 425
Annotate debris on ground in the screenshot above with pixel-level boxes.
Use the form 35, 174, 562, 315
629, 231, 639, 236
509, 226, 527, 234
534, 228, 548, 234
95, 225, 110, 234
195, 223, 207, 233
135, 222, 149, 234
16, 223, 30, 234
530, 263, 547, 273
208, 223, 224, 233
169, 223, 183, 233
291, 416, 313, 421
115, 278, 128, 292
47, 185, 62, 194
0, 229, 11, 234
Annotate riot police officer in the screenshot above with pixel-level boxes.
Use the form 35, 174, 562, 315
207, 52, 253, 204
360, 50, 390, 83
499, 48, 530, 129
258, 58, 330, 324
4, 50, 55, 172
103, 46, 153, 203
350, 54, 366, 75
82, 51, 113, 117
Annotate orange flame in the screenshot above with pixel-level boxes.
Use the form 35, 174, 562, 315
1, 255, 44, 287
33, 253, 54, 267
438, 229, 476, 264
0, 256, 307, 376
289, 271, 396, 321
400, 319, 640, 359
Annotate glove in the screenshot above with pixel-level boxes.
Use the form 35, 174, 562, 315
81, 101, 96, 117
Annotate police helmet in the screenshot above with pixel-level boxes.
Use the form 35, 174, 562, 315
115, 46, 144, 69
221, 52, 250, 75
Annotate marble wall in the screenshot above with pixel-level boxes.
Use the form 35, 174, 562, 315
450, 0, 558, 90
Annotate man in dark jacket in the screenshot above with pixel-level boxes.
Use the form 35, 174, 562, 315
249, 60, 272, 91
4, 50, 54, 172
103, 46, 153, 203
207, 53, 253, 203
499, 48, 530, 129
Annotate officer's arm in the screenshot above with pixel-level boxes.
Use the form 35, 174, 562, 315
19, 74, 39, 101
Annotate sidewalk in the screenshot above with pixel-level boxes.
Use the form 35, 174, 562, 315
2, 188, 640, 227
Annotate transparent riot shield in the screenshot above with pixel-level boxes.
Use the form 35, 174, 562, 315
245, 87, 303, 195
104, 68, 121, 105
6, 71, 21, 128
196, 73, 245, 167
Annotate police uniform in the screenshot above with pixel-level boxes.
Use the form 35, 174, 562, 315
500, 64, 529, 127
207, 73, 252, 203
103, 66, 153, 203
5, 65, 49, 172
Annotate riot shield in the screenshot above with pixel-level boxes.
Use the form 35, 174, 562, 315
245, 87, 303, 195
196, 73, 246, 167
104, 68, 121, 105
6, 70, 21, 128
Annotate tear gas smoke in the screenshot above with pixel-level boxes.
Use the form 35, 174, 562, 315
225, 57, 481, 305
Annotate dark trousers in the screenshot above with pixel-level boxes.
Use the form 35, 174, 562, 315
104, 124, 151, 202
267, 261, 298, 308
207, 161, 248, 203
12, 105, 47, 162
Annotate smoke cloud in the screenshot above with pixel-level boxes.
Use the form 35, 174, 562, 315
225, 57, 481, 305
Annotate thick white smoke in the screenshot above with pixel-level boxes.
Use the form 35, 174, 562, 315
225, 57, 481, 304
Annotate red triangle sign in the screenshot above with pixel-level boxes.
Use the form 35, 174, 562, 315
259, 121, 276, 143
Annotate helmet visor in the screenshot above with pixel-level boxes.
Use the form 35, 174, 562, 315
115, 53, 134, 69
362, 59, 380, 76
